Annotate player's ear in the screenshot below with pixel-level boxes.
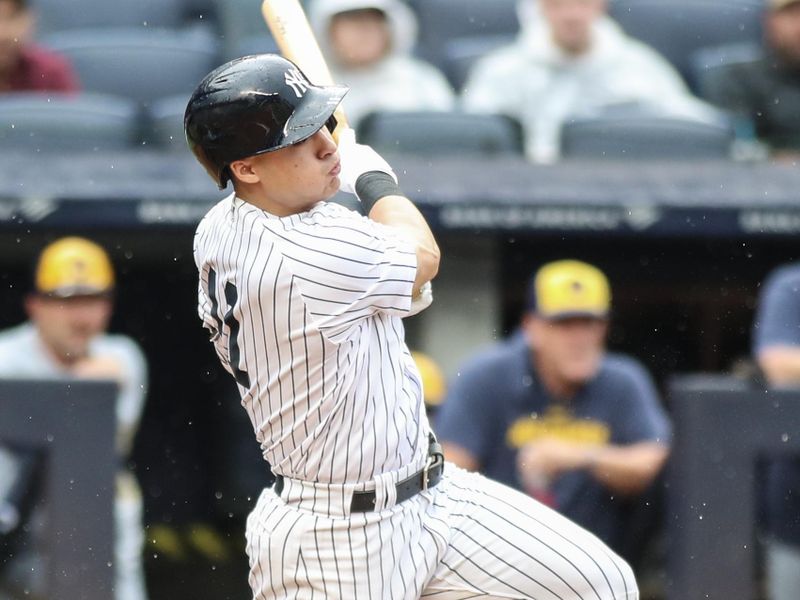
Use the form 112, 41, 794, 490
229, 159, 260, 184
24, 294, 40, 319
16, 6, 35, 43
522, 313, 546, 350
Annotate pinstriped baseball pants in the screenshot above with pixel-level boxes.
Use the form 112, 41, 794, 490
245, 465, 638, 600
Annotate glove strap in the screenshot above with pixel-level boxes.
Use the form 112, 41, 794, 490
355, 171, 403, 214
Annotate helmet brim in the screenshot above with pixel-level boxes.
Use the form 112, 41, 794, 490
244, 84, 348, 159
282, 84, 348, 146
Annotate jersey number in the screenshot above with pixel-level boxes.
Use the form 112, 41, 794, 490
207, 268, 250, 388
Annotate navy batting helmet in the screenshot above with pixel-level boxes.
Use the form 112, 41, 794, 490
184, 54, 348, 189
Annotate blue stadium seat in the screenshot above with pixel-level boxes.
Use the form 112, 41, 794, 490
357, 110, 524, 157
690, 42, 764, 102
31, 0, 188, 34
41, 28, 220, 106
229, 34, 281, 61
442, 34, 516, 92
145, 94, 191, 152
217, 0, 274, 60
0, 93, 139, 151
560, 113, 735, 160
410, 0, 519, 83
608, 0, 763, 90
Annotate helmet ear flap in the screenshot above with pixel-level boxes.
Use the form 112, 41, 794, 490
218, 166, 233, 190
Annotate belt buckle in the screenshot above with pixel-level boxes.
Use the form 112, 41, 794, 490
422, 455, 434, 491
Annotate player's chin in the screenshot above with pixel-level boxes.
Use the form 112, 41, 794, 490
322, 175, 341, 199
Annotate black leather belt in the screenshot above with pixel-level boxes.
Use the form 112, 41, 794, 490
273, 436, 445, 513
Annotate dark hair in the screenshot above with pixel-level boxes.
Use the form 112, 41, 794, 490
2, 0, 28, 12
333, 8, 387, 21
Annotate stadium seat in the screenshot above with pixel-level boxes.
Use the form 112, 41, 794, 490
31, 0, 188, 34
145, 94, 190, 152
41, 28, 220, 107
0, 93, 140, 151
410, 0, 519, 84
690, 42, 764, 102
608, 0, 763, 90
217, 0, 275, 60
560, 114, 735, 160
229, 34, 281, 61
357, 110, 525, 157
441, 34, 516, 92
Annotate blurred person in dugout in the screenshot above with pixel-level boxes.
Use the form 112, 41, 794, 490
0, 237, 148, 600
752, 263, 800, 600
461, 0, 719, 163
411, 350, 446, 419
0, 0, 78, 92
703, 0, 800, 160
308, 0, 455, 129
434, 260, 672, 564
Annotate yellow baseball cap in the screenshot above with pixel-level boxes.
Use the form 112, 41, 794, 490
528, 260, 611, 320
34, 237, 115, 297
411, 351, 446, 409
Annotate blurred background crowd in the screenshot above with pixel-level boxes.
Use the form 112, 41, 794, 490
0, 0, 799, 599
1, 0, 799, 159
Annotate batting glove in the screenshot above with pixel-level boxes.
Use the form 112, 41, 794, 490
336, 128, 397, 196
406, 282, 433, 317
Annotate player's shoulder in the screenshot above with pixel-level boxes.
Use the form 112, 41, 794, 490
599, 352, 653, 386
763, 263, 800, 294
194, 194, 234, 250
284, 201, 381, 239
304, 200, 361, 223
0, 323, 42, 375
0, 323, 34, 355
196, 194, 234, 228
458, 331, 528, 379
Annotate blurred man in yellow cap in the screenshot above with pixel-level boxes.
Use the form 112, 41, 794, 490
435, 259, 671, 570
0, 237, 149, 600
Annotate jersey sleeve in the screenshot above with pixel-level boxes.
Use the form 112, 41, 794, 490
267, 205, 418, 344
753, 265, 800, 353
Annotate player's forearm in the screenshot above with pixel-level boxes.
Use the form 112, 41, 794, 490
369, 195, 440, 294
441, 441, 480, 472
585, 442, 669, 496
758, 347, 800, 386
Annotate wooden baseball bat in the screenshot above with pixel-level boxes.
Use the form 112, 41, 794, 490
261, 0, 349, 139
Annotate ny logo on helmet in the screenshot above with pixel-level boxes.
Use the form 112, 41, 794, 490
285, 68, 309, 98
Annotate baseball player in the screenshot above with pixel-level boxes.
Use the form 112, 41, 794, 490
0, 237, 148, 600
186, 53, 637, 599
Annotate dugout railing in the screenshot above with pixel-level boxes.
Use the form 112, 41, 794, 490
0, 380, 117, 600
667, 375, 800, 600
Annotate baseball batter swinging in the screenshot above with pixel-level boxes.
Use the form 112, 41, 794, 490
186, 53, 637, 599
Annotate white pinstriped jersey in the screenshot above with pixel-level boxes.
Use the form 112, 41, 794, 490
195, 196, 639, 600
194, 194, 431, 485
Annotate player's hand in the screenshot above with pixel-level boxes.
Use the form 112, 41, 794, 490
71, 354, 126, 383
0, 501, 21, 536
336, 128, 397, 196
517, 438, 597, 483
